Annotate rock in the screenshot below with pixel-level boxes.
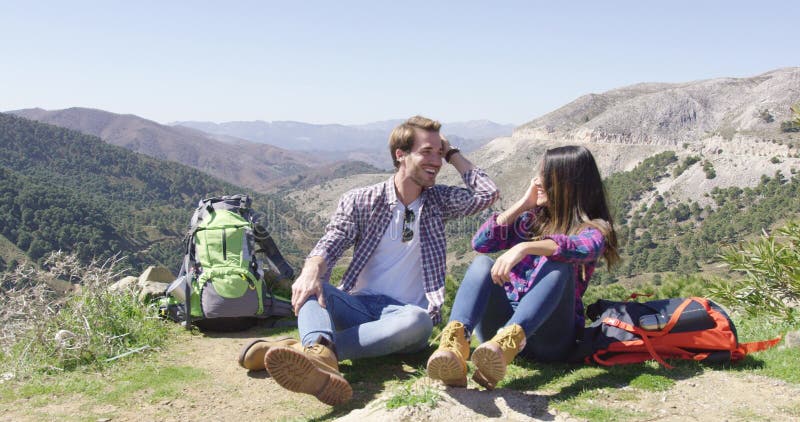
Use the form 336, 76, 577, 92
138, 281, 170, 303
138, 266, 175, 287
108, 276, 138, 292
782, 330, 800, 348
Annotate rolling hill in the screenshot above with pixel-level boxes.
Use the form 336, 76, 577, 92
0, 112, 302, 272
7, 107, 326, 193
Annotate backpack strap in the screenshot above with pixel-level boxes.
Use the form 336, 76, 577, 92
732, 337, 783, 360
599, 317, 674, 368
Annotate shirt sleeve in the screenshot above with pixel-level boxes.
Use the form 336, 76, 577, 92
307, 191, 359, 278
471, 211, 535, 253
437, 168, 500, 221
543, 227, 606, 264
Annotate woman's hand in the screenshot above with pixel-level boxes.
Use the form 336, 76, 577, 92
497, 177, 541, 225
520, 177, 540, 210
490, 244, 528, 285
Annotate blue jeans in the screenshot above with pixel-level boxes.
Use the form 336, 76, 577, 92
449, 255, 576, 362
297, 283, 433, 361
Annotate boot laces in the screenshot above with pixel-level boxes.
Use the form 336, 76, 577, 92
436, 322, 467, 358
304, 344, 326, 354
495, 326, 521, 352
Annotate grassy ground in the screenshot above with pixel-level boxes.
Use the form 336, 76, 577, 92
1, 314, 797, 421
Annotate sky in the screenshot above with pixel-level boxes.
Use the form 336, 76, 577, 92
1, 1, 797, 126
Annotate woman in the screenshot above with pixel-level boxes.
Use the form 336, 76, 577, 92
427, 145, 619, 389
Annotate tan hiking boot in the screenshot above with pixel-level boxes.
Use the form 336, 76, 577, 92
471, 324, 526, 390
426, 321, 471, 387
237, 336, 298, 371
265, 339, 352, 406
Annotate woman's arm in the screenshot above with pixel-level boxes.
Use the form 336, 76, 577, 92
489, 239, 558, 284
489, 227, 606, 284
543, 227, 606, 263
472, 178, 541, 253
497, 178, 540, 225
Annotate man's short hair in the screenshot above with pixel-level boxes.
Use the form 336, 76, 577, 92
388, 115, 441, 169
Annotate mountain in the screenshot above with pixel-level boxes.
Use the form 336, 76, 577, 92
470, 67, 800, 202
7, 107, 324, 192
515, 67, 800, 146
351, 119, 516, 141
283, 68, 800, 281
173, 119, 515, 169
0, 112, 302, 272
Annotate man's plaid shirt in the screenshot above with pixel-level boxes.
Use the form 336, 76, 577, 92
309, 168, 499, 324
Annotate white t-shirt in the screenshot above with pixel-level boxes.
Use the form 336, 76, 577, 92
350, 198, 427, 308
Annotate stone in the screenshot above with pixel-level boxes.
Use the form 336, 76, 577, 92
108, 276, 138, 292
138, 266, 175, 287
782, 330, 800, 349
138, 281, 170, 303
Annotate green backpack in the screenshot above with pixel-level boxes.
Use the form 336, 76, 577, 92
167, 195, 294, 331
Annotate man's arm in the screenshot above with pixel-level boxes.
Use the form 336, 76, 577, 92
443, 139, 474, 175
291, 191, 359, 314
437, 137, 500, 220
291, 255, 327, 315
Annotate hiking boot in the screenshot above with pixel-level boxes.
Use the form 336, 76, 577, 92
471, 324, 526, 390
426, 321, 470, 387
237, 336, 298, 371
265, 337, 352, 406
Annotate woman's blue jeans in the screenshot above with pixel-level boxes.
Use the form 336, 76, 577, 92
297, 283, 433, 361
449, 255, 576, 362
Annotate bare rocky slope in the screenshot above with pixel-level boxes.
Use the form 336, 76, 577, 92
289, 68, 800, 218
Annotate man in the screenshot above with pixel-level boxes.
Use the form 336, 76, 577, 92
237, 115, 499, 405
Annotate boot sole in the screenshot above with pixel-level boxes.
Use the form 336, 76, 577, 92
237, 336, 294, 370
471, 346, 505, 390
265, 347, 352, 406
426, 351, 467, 387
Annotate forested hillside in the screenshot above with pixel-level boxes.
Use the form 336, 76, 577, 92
595, 151, 799, 283
0, 113, 300, 272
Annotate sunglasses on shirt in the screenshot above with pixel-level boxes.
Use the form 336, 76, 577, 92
402, 208, 415, 242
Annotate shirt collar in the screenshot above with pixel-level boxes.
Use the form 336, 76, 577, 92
384, 175, 429, 206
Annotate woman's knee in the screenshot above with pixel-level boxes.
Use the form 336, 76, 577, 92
470, 254, 494, 271
462, 255, 494, 287
541, 259, 572, 273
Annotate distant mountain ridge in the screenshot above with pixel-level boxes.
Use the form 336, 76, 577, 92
7, 107, 328, 192
173, 118, 515, 169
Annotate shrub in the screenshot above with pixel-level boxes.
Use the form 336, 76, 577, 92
781, 104, 800, 132
759, 109, 775, 123
702, 160, 716, 179
0, 252, 177, 377
709, 221, 800, 321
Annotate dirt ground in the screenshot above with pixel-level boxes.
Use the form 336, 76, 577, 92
4, 327, 800, 421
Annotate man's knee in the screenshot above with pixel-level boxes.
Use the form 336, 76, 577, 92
396, 306, 433, 344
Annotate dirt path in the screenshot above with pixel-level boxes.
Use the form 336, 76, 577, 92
5, 328, 800, 421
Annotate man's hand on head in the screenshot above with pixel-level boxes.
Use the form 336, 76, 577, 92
440, 134, 451, 157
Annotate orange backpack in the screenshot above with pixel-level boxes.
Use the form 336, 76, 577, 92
572, 297, 782, 368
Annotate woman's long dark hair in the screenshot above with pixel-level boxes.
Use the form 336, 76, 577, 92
531, 145, 620, 268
